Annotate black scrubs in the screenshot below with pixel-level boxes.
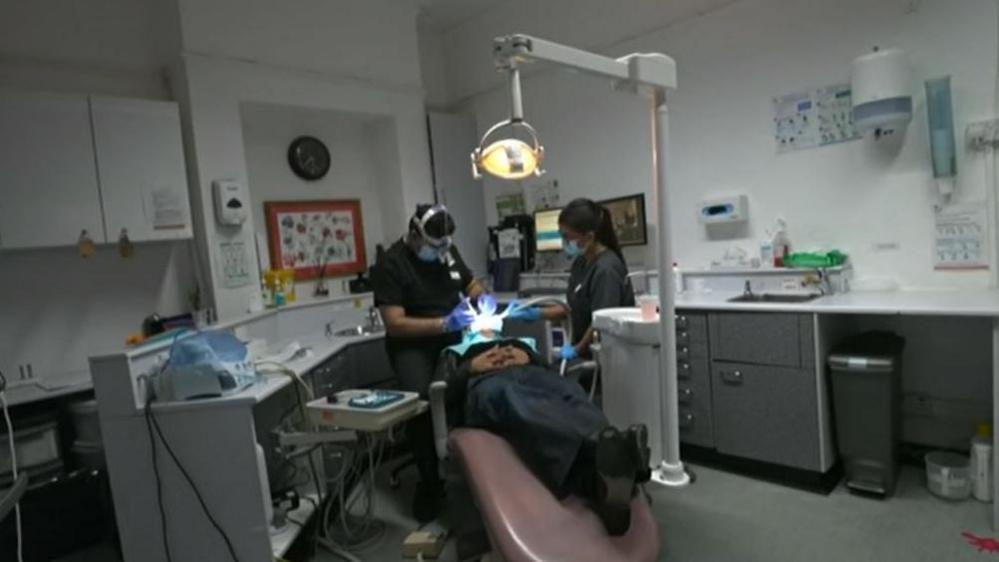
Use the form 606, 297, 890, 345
372, 238, 475, 484
566, 250, 636, 348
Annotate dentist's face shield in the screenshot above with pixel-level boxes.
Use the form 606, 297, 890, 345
412, 204, 455, 254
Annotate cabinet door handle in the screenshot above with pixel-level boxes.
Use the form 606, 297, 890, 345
676, 315, 688, 329
676, 346, 689, 360
721, 369, 743, 385
679, 412, 695, 428
679, 387, 693, 403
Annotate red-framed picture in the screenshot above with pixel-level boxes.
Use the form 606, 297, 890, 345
264, 200, 366, 280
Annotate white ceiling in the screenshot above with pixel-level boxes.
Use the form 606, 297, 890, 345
416, 0, 505, 32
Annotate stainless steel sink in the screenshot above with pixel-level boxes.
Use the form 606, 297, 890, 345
331, 325, 384, 337
727, 293, 821, 304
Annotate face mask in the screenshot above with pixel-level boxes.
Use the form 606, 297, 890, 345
563, 240, 582, 258
416, 244, 441, 263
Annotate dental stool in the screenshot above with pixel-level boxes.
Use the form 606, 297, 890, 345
430, 382, 660, 562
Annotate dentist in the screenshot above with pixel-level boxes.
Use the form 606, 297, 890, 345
372, 203, 484, 521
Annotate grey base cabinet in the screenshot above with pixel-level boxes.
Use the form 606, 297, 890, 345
710, 361, 822, 470
309, 339, 395, 397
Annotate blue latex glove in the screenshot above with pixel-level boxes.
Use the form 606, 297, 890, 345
559, 343, 578, 361
504, 299, 542, 322
443, 298, 475, 332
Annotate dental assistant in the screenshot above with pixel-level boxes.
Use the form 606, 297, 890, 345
372, 203, 484, 521
511, 198, 635, 360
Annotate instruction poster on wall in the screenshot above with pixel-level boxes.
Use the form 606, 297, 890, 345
146, 187, 188, 230
219, 239, 253, 288
772, 83, 860, 153
934, 203, 989, 270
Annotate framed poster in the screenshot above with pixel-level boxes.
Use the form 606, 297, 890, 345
598, 193, 648, 247
264, 200, 366, 280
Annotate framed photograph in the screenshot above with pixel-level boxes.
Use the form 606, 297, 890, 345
599, 194, 648, 247
264, 200, 366, 280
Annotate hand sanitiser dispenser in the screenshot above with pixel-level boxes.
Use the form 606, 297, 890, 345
851, 48, 912, 138
925, 76, 957, 198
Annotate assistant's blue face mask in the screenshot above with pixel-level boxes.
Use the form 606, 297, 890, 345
416, 244, 441, 263
563, 240, 582, 258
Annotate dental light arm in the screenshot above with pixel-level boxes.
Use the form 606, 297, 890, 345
491, 34, 676, 91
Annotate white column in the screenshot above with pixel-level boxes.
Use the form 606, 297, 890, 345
651, 90, 689, 487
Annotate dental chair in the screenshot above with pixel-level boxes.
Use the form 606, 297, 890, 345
427, 308, 660, 562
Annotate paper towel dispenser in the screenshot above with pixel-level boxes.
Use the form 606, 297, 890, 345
698, 195, 748, 225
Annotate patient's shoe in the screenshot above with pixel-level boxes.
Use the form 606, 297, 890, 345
627, 424, 652, 484
413, 480, 445, 523
594, 427, 637, 536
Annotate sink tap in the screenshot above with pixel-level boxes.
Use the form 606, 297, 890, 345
743, 280, 754, 297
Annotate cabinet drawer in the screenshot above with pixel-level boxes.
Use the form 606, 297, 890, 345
676, 342, 708, 363
675, 313, 708, 342
310, 352, 350, 396
347, 341, 396, 388
708, 313, 813, 368
711, 361, 820, 470
678, 402, 714, 448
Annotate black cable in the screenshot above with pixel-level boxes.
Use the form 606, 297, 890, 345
148, 406, 241, 562
0, 368, 6, 392
145, 399, 173, 562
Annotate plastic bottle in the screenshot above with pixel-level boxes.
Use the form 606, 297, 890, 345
759, 232, 774, 268
971, 423, 993, 502
771, 218, 791, 267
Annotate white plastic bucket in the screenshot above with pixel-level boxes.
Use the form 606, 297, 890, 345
926, 451, 971, 500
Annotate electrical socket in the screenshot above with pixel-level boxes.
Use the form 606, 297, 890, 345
966, 119, 999, 151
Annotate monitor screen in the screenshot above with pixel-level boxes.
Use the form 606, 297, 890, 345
534, 208, 563, 252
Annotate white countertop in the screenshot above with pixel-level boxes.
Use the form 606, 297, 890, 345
674, 289, 999, 317
149, 331, 384, 414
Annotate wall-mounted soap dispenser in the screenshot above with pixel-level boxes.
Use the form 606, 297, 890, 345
924, 76, 957, 199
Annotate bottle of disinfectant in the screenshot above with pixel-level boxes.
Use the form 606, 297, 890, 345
971, 423, 993, 502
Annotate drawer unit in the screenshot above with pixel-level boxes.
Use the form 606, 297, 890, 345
708, 312, 814, 369
675, 312, 714, 448
710, 361, 821, 471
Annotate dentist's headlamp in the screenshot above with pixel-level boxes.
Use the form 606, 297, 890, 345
410, 204, 455, 252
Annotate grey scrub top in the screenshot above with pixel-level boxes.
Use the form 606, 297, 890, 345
566, 250, 635, 344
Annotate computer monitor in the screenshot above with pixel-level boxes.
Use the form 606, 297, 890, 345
533, 207, 563, 252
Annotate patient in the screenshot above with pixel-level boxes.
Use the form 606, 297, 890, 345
435, 327, 650, 535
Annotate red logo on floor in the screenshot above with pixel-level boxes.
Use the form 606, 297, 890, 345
963, 532, 999, 553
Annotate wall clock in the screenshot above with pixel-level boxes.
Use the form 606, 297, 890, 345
287, 135, 331, 180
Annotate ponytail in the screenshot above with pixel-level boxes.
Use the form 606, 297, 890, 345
559, 198, 625, 263
596, 206, 625, 263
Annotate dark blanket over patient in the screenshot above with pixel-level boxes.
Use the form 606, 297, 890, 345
434, 338, 607, 498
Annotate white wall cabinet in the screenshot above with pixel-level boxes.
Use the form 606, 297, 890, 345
91, 96, 193, 242
0, 91, 192, 250
0, 91, 106, 249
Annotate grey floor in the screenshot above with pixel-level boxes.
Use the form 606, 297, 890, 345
60, 462, 998, 561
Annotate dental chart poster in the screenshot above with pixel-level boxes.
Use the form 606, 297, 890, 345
934, 203, 989, 270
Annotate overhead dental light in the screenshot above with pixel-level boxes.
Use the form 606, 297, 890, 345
471, 67, 545, 180
471, 34, 690, 488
